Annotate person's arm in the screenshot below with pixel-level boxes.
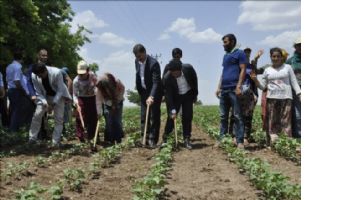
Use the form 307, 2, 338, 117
251, 49, 264, 67
52, 72, 71, 105
164, 76, 176, 119
95, 88, 103, 116
72, 78, 79, 105
236, 63, 246, 96
190, 67, 198, 102
215, 75, 222, 98
250, 70, 267, 91
147, 61, 161, 105
32, 74, 47, 106
288, 65, 301, 99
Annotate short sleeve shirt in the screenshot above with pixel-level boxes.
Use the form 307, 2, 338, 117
221, 49, 248, 89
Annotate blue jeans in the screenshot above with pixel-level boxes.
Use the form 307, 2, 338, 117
292, 92, 301, 138
219, 89, 244, 143
103, 101, 124, 143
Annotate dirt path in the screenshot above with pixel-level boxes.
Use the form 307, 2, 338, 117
0, 150, 93, 200
247, 148, 301, 185
162, 124, 259, 200
67, 119, 167, 200
67, 147, 158, 200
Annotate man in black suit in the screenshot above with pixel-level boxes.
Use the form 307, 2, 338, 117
162, 58, 198, 149
133, 44, 163, 148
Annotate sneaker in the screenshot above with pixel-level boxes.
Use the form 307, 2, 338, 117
237, 143, 245, 149
184, 138, 192, 150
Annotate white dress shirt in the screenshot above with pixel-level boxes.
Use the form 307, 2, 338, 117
139, 57, 147, 89
176, 72, 191, 95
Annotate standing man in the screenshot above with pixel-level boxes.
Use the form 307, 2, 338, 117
6, 50, 31, 132
215, 34, 247, 149
286, 37, 301, 138
133, 44, 163, 148
163, 58, 198, 149
29, 63, 71, 147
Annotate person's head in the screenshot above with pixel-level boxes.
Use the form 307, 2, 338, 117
270, 47, 283, 67
96, 73, 117, 100
281, 49, 289, 63
244, 47, 252, 58
294, 37, 301, 54
244, 47, 252, 62
167, 59, 182, 78
37, 49, 48, 64
32, 62, 48, 79
222, 34, 237, 52
133, 44, 147, 63
13, 49, 23, 61
77, 60, 89, 79
172, 48, 182, 60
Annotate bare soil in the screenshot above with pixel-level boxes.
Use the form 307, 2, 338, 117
162, 125, 260, 200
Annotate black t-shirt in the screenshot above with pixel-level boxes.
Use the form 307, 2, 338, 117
42, 76, 56, 96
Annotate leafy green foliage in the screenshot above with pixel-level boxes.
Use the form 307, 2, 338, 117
133, 135, 174, 199
15, 182, 46, 200
193, 106, 301, 200
127, 89, 141, 106
0, 0, 90, 77
34, 156, 48, 168
63, 168, 85, 192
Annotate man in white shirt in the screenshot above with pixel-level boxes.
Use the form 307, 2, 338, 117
162, 59, 198, 149
29, 63, 71, 147
133, 44, 163, 148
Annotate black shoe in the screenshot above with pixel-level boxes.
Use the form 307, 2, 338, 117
184, 138, 192, 150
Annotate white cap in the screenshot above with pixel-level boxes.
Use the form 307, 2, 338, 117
77, 60, 88, 74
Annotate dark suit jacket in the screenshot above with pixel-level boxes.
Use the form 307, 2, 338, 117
135, 55, 163, 99
163, 64, 198, 113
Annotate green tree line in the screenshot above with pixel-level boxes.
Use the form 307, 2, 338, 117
0, 0, 90, 77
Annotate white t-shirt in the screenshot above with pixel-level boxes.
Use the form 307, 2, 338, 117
259, 64, 301, 99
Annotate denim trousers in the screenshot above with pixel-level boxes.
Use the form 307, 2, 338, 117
292, 92, 301, 138
103, 101, 124, 143
219, 88, 244, 143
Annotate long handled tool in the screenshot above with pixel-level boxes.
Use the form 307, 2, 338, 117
93, 120, 100, 148
174, 118, 178, 148
77, 104, 88, 140
142, 104, 150, 147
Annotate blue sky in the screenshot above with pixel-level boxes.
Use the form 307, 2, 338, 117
68, 1, 300, 106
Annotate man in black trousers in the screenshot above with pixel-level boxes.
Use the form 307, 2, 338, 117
133, 44, 163, 148
162, 58, 198, 149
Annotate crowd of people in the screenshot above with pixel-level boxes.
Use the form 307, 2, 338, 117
0, 33, 301, 150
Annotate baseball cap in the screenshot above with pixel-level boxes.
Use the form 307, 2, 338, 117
77, 60, 88, 74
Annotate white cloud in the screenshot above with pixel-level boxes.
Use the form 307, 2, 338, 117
259, 30, 301, 49
99, 51, 135, 72
78, 47, 101, 64
237, 2, 300, 31
158, 33, 171, 40
161, 18, 222, 43
70, 10, 108, 33
96, 32, 135, 47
